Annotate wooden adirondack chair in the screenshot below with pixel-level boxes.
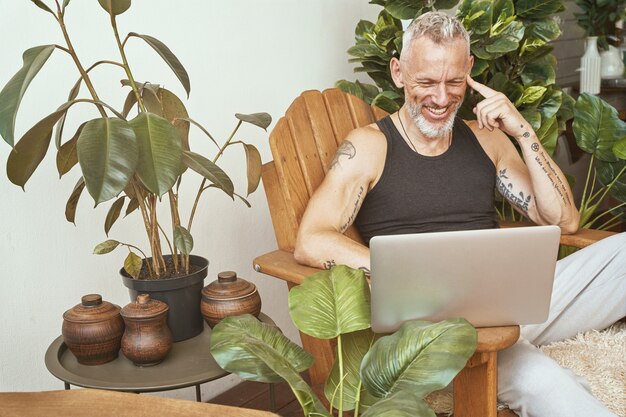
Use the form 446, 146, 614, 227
253, 88, 614, 417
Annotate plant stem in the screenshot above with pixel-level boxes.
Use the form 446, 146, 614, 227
56, 7, 107, 118
110, 15, 146, 112
337, 333, 344, 417
157, 221, 175, 261
188, 120, 243, 232
132, 181, 162, 277
167, 191, 180, 273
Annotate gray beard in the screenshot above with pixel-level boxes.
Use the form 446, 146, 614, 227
407, 101, 458, 139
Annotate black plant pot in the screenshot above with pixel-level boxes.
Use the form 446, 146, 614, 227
120, 255, 208, 342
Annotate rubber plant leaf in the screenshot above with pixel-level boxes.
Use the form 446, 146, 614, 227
174, 225, 193, 255
65, 177, 85, 225
0, 45, 55, 146
29, 0, 54, 15
324, 329, 381, 411
56, 122, 86, 177
243, 143, 262, 196
211, 315, 329, 417
129, 112, 182, 197
128, 33, 190, 97
288, 265, 371, 339
361, 318, 477, 399
124, 251, 143, 279
361, 391, 436, 417
235, 113, 272, 131
7, 101, 76, 188
182, 151, 234, 198
122, 90, 137, 118
55, 75, 83, 149
124, 197, 139, 217
93, 239, 121, 254
573, 93, 626, 162
158, 88, 189, 152
77, 117, 138, 205
97, 0, 131, 16
104, 196, 125, 236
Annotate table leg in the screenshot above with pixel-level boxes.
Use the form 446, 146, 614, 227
64, 382, 70, 390
196, 384, 202, 402
269, 383, 276, 412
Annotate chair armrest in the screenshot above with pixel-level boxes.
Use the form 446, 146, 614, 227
253, 250, 321, 285
499, 221, 616, 249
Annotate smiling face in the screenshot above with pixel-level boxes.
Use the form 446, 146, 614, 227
392, 36, 473, 140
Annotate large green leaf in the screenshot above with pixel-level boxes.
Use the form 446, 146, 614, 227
56, 122, 85, 177
516, 0, 564, 19
361, 391, 436, 417
537, 88, 562, 120
129, 112, 182, 196
361, 318, 477, 399
174, 225, 193, 255
97, 0, 131, 15
211, 315, 329, 417
288, 265, 371, 339
235, 112, 272, 131
596, 160, 626, 202
324, 329, 380, 411
384, 0, 428, 19
0, 45, 55, 146
6, 102, 76, 188
104, 196, 125, 236
573, 93, 626, 162
182, 151, 234, 197
536, 115, 558, 155
77, 117, 138, 205
521, 55, 556, 86
614, 137, 626, 160
128, 33, 190, 97
65, 177, 85, 224
158, 88, 189, 151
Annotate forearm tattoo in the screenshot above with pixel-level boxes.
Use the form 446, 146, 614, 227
496, 169, 531, 213
340, 186, 364, 233
323, 260, 336, 270
330, 140, 356, 170
532, 145, 571, 206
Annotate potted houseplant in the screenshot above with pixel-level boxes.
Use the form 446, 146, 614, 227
0, 0, 270, 341
210, 265, 478, 417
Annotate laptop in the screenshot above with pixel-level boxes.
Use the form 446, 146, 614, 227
370, 225, 561, 333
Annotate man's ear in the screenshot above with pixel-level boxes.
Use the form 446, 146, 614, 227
390, 57, 404, 89
468, 55, 474, 75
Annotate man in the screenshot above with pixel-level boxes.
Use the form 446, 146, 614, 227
294, 11, 625, 417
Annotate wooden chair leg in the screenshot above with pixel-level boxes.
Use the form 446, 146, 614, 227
453, 351, 498, 417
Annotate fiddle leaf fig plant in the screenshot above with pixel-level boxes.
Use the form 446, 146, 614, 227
0, 0, 271, 279
211, 265, 478, 417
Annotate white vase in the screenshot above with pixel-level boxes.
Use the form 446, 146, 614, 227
580, 36, 601, 94
600, 45, 625, 79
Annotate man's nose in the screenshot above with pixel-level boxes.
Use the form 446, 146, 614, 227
432, 83, 450, 106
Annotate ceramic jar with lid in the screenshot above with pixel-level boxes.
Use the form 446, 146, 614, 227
120, 294, 173, 366
62, 294, 124, 365
201, 271, 262, 327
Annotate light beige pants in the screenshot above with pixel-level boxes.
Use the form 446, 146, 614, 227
498, 232, 626, 417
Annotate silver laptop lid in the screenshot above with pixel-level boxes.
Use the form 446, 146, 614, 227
370, 226, 561, 333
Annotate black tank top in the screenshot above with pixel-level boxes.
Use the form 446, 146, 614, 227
354, 116, 498, 245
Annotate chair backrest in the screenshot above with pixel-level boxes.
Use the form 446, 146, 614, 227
262, 89, 389, 252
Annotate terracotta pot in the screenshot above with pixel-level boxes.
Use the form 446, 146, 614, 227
121, 294, 173, 366
201, 271, 262, 327
62, 294, 124, 365
120, 255, 208, 342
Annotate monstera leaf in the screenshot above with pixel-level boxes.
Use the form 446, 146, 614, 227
361, 391, 436, 417
210, 315, 331, 417
288, 265, 371, 339
573, 93, 626, 162
361, 318, 477, 399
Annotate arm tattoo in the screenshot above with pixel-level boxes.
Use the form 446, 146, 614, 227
323, 260, 336, 270
330, 140, 356, 170
340, 186, 364, 233
534, 152, 572, 206
496, 169, 531, 213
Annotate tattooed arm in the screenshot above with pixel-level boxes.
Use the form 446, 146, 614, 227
294, 126, 385, 271
467, 76, 579, 233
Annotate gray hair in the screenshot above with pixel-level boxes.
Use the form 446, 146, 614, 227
401, 11, 470, 58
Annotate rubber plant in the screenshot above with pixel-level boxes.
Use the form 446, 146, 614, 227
211, 265, 477, 417
0, 0, 270, 279
572, 93, 626, 231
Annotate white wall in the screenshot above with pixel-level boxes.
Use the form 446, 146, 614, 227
0, 0, 378, 400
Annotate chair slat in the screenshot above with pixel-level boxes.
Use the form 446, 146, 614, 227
301, 90, 339, 173
286, 96, 326, 196
371, 105, 390, 121
322, 89, 356, 145
346, 93, 376, 128
261, 162, 298, 251
269, 117, 310, 235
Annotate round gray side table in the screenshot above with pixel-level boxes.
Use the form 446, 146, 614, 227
45, 313, 276, 404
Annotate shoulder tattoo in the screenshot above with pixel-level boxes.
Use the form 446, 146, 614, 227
330, 140, 356, 170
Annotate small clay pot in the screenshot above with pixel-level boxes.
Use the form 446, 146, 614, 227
201, 271, 262, 327
62, 294, 124, 365
120, 294, 173, 366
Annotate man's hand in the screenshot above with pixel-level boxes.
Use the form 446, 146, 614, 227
466, 75, 531, 141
